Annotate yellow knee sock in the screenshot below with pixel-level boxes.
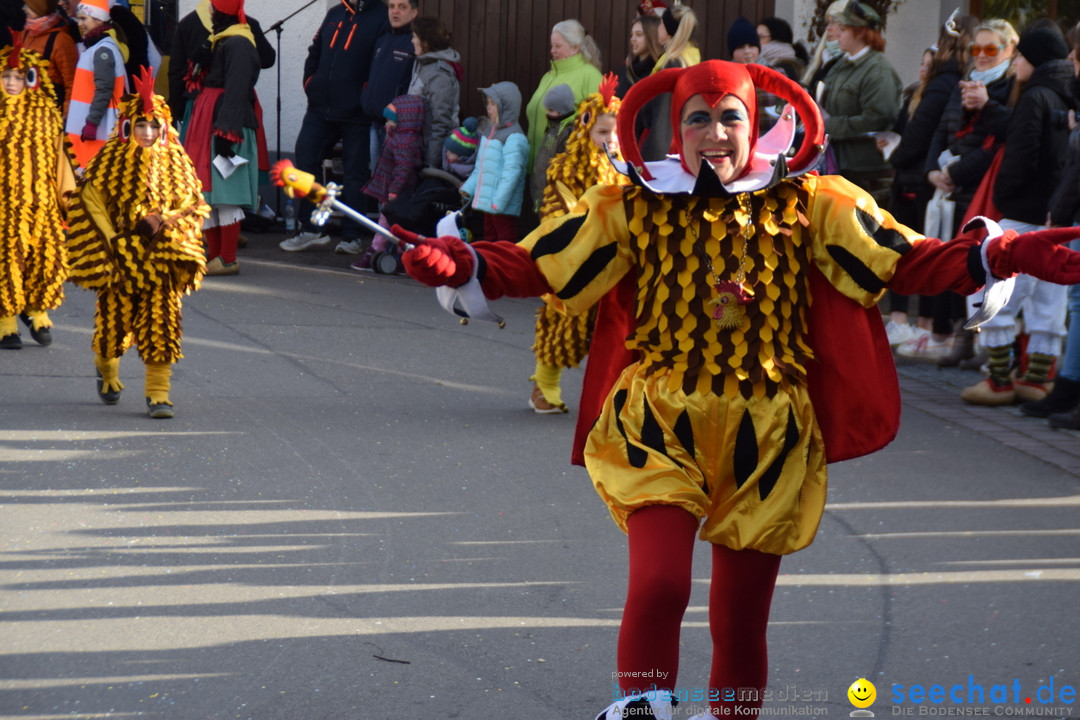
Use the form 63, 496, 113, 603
144, 362, 172, 405
93, 355, 124, 393
0, 316, 15, 336
24, 309, 50, 329
531, 361, 564, 408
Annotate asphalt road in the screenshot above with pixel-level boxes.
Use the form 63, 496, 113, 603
2, 233, 1078, 720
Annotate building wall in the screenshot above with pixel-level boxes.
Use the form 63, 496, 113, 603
881, 1, 958, 87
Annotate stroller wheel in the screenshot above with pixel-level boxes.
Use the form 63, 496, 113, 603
374, 251, 401, 275
370, 252, 384, 274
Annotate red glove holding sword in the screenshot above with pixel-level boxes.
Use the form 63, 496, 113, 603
393, 225, 475, 288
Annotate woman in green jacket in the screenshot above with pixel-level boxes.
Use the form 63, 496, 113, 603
523, 19, 603, 173
821, 0, 902, 205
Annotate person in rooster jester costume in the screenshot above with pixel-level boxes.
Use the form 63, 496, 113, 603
528, 71, 628, 413
394, 59, 1080, 720
0, 38, 76, 350
66, 67, 210, 419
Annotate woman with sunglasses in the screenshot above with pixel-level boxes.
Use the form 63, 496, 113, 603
887, 14, 979, 361
961, 23, 1073, 407
924, 19, 1019, 368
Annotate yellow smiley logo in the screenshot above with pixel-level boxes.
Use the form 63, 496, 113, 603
848, 678, 877, 709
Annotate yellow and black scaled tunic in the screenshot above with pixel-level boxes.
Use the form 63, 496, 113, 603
66, 93, 209, 363
520, 174, 922, 554
0, 47, 73, 327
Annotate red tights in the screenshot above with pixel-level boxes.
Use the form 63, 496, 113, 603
203, 221, 240, 263
618, 505, 782, 713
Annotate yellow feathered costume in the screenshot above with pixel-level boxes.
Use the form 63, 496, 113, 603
66, 68, 209, 416
0, 43, 75, 348
530, 73, 628, 411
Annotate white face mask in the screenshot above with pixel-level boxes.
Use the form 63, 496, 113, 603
969, 59, 1010, 86
825, 39, 841, 57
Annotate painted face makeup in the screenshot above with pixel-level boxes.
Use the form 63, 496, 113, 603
679, 94, 751, 183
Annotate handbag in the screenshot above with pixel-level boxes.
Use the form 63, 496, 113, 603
959, 144, 1005, 227
923, 187, 956, 240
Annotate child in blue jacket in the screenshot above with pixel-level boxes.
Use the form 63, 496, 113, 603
460, 82, 530, 242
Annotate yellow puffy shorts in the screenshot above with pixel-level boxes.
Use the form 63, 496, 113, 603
584, 363, 827, 555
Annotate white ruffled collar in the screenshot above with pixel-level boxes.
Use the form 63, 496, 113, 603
611, 103, 822, 195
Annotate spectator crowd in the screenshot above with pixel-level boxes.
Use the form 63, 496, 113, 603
5, 0, 1080, 421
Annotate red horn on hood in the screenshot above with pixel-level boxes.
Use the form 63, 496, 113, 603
617, 67, 682, 180
7, 31, 23, 69
744, 63, 825, 174
133, 65, 155, 117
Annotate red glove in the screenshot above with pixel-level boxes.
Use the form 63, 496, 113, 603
80, 122, 98, 141
988, 227, 1080, 284
393, 224, 474, 287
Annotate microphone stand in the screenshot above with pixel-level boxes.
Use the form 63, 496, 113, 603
268, 0, 322, 220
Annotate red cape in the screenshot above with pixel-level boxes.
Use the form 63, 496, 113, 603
569, 266, 901, 466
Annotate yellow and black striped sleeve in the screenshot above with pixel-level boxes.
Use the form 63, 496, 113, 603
804, 174, 924, 308
65, 181, 120, 290
518, 183, 636, 317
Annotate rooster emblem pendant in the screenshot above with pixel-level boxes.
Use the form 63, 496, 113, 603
709, 280, 754, 329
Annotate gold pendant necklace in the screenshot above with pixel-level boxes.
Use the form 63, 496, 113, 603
690, 197, 755, 329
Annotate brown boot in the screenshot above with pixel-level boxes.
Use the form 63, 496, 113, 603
958, 345, 990, 372
938, 328, 975, 367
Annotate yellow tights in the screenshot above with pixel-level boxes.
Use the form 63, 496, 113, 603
144, 362, 172, 405
93, 355, 124, 394
531, 361, 564, 408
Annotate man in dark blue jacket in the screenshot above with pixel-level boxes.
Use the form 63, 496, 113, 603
347, 0, 418, 254
280, 0, 389, 253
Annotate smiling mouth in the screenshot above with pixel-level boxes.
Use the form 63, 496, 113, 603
701, 150, 733, 166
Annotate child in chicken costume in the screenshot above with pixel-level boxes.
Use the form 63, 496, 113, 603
396, 60, 1080, 718
0, 40, 76, 349
66, 68, 209, 418
529, 73, 628, 413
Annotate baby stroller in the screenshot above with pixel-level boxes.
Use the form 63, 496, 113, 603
376, 167, 475, 274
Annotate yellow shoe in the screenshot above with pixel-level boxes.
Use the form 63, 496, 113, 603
961, 378, 1015, 406
205, 256, 240, 276
1014, 378, 1052, 403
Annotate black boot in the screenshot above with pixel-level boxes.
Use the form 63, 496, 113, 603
1049, 404, 1080, 430
1021, 376, 1080, 418
18, 313, 52, 345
